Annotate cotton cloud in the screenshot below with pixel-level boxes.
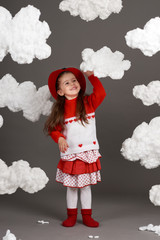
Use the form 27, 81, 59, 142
0, 159, 49, 194
59, 0, 123, 22
0, 115, 3, 128
0, 5, 51, 64
80, 46, 131, 79
3, 230, 16, 240
139, 224, 160, 237
121, 117, 160, 169
149, 185, 160, 206
125, 17, 160, 57
0, 74, 52, 122
133, 81, 160, 106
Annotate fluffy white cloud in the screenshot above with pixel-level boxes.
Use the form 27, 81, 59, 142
121, 117, 160, 169
80, 46, 131, 79
139, 224, 160, 237
0, 115, 3, 128
3, 230, 16, 240
0, 74, 52, 122
0, 159, 49, 194
59, 0, 123, 22
0, 5, 51, 64
133, 81, 160, 106
125, 17, 160, 57
149, 185, 160, 206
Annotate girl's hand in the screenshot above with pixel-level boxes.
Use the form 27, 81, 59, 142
83, 71, 94, 77
58, 137, 69, 153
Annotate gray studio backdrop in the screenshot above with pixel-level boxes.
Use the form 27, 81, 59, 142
0, 0, 160, 200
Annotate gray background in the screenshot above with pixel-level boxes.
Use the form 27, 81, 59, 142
0, 0, 160, 239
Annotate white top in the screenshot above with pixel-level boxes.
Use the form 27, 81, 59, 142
61, 112, 99, 157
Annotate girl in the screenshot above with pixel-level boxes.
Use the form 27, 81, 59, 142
44, 67, 106, 227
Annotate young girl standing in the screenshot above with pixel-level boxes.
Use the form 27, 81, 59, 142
44, 67, 106, 227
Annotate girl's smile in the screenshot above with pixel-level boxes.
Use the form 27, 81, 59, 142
70, 86, 77, 90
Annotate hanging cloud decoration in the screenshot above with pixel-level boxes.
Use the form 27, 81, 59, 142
139, 224, 160, 237
0, 115, 3, 128
0, 74, 52, 122
0, 5, 51, 64
59, 0, 123, 22
125, 17, 160, 57
121, 117, 160, 169
0, 159, 49, 194
80, 46, 131, 79
149, 185, 160, 206
133, 80, 160, 106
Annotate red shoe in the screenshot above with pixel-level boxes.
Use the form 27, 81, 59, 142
62, 208, 77, 227
81, 209, 99, 228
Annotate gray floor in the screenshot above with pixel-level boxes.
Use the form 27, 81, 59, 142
0, 189, 160, 240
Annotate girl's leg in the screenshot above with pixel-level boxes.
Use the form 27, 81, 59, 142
62, 187, 78, 227
80, 185, 92, 209
80, 186, 99, 228
66, 187, 78, 208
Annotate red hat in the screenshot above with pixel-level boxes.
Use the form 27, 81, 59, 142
48, 67, 86, 99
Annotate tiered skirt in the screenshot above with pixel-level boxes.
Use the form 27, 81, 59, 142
56, 150, 101, 188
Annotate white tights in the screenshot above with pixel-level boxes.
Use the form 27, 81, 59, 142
66, 186, 92, 209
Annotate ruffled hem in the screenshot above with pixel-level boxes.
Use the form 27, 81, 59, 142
61, 149, 101, 164
56, 169, 101, 188
57, 158, 101, 175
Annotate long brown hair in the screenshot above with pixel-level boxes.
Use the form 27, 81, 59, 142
44, 71, 88, 135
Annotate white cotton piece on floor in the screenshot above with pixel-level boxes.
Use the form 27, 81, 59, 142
0, 74, 53, 122
0, 5, 51, 64
37, 220, 49, 224
80, 46, 131, 79
0, 159, 49, 194
139, 224, 160, 236
3, 230, 16, 240
133, 80, 160, 106
88, 236, 99, 239
125, 17, 160, 57
59, 0, 123, 22
0, 115, 4, 128
121, 116, 160, 169
149, 185, 160, 206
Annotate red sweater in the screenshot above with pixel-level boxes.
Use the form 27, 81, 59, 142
50, 74, 106, 156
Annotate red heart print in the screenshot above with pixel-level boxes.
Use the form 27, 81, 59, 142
69, 120, 73, 123
78, 144, 83, 147
92, 115, 95, 118
65, 121, 68, 124
93, 141, 96, 145
88, 116, 91, 119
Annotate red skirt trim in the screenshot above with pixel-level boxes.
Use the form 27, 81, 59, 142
57, 158, 101, 175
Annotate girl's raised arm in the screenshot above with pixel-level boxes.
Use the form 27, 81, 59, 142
84, 72, 106, 110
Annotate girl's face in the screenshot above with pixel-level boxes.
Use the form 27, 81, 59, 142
57, 72, 81, 100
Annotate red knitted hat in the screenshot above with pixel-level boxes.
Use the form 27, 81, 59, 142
48, 67, 86, 99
